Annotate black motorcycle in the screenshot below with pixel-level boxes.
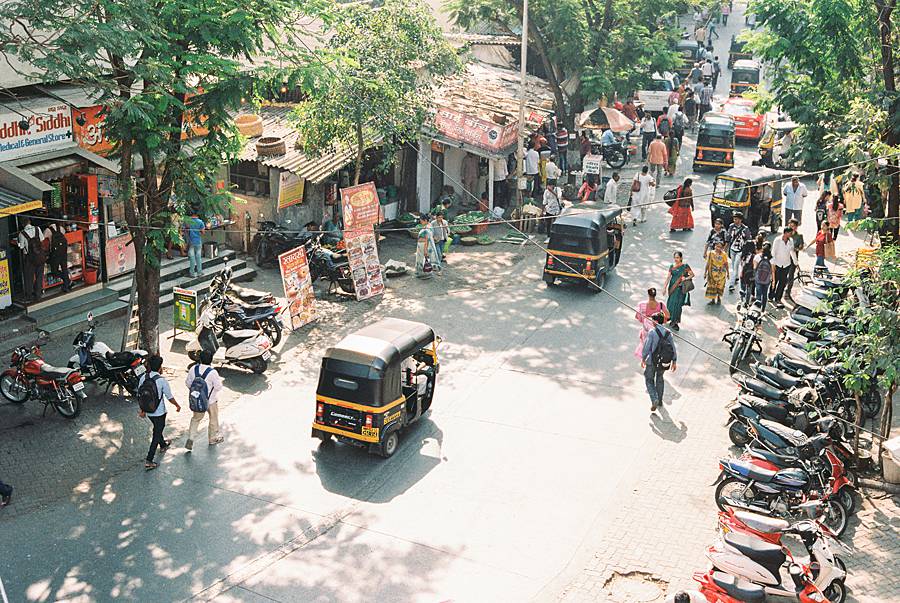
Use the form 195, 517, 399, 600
67, 320, 147, 396
591, 138, 630, 169
723, 303, 764, 373
206, 292, 285, 347
306, 236, 355, 295
252, 221, 309, 267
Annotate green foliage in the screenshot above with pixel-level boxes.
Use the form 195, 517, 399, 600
292, 0, 460, 183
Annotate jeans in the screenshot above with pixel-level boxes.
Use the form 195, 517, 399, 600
651, 163, 664, 185
644, 362, 666, 405
772, 265, 791, 302
727, 252, 741, 288
48, 256, 71, 291
742, 281, 754, 306
642, 132, 655, 159
815, 255, 826, 268
433, 241, 445, 266
785, 208, 802, 225
147, 413, 168, 462
755, 283, 771, 311
24, 260, 43, 301
784, 262, 797, 297
188, 403, 220, 444
187, 244, 203, 276
558, 151, 568, 173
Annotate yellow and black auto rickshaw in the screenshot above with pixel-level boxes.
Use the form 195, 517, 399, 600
727, 35, 752, 69
730, 59, 761, 96
711, 167, 786, 234
757, 121, 799, 168
676, 39, 701, 79
542, 208, 624, 291
693, 112, 736, 172
312, 318, 439, 458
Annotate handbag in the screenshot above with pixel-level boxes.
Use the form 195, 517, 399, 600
664, 186, 680, 207
681, 277, 695, 293
631, 178, 641, 193
423, 258, 433, 273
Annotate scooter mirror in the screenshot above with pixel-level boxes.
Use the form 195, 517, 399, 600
87, 312, 94, 325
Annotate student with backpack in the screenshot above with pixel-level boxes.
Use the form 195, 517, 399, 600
753, 242, 775, 312
44, 221, 71, 292
16, 217, 47, 302
641, 312, 677, 412
185, 349, 224, 451
137, 355, 181, 470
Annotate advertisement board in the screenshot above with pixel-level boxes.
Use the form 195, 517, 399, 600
582, 154, 602, 175
104, 233, 137, 277
278, 245, 316, 329
344, 228, 384, 301
278, 171, 305, 210
340, 182, 381, 234
0, 250, 12, 310
173, 287, 198, 332
71, 105, 113, 156
433, 107, 519, 153
0, 100, 73, 161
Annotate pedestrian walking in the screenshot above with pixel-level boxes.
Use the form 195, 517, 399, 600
640, 114, 657, 160
699, 81, 714, 119
663, 251, 694, 331
430, 212, 449, 266
695, 24, 707, 46
701, 59, 714, 82
785, 218, 804, 299
555, 126, 569, 173
634, 288, 670, 359
545, 154, 562, 186
623, 98, 640, 123
704, 241, 729, 305
704, 217, 727, 257
632, 166, 655, 224
781, 176, 808, 225
672, 108, 686, 147
648, 135, 668, 184
579, 131, 592, 164
725, 212, 751, 292
815, 190, 831, 228
641, 313, 677, 412
770, 227, 795, 308
185, 349, 224, 451
826, 194, 845, 239
684, 91, 698, 132
137, 355, 181, 470
712, 56, 722, 89
182, 208, 206, 277
16, 217, 46, 302
739, 239, 758, 307
415, 215, 438, 278
806, 222, 834, 273
668, 178, 695, 231
524, 144, 540, 198
542, 182, 562, 233
43, 221, 71, 293
666, 134, 681, 176
604, 172, 620, 205
0, 478, 12, 508
492, 157, 509, 209
842, 172, 866, 220
721, 2, 730, 24
689, 63, 703, 86
753, 243, 774, 312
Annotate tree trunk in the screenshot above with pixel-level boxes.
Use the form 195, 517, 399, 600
528, 21, 569, 125
877, 383, 896, 468
853, 393, 864, 461
876, 0, 900, 242
354, 119, 364, 186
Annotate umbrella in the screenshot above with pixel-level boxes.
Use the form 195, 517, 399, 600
577, 107, 635, 133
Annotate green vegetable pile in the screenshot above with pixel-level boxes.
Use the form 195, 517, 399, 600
449, 225, 472, 235
398, 212, 418, 226
475, 235, 494, 245
452, 211, 489, 225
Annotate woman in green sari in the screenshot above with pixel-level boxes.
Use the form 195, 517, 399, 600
663, 250, 695, 331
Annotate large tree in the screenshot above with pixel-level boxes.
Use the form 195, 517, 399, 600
0, 0, 319, 352
292, 0, 460, 186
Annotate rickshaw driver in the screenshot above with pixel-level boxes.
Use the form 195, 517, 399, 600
773, 129, 793, 166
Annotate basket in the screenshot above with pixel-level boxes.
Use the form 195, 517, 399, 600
460, 236, 478, 246
235, 114, 263, 138
256, 136, 286, 157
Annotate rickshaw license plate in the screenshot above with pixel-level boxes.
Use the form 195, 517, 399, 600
361, 426, 379, 438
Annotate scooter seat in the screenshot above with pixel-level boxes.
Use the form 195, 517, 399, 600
736, 375, 786, 401
776, 354, 820, 375
222, 329, 260, 348
747, 446, 801, 468
230, 285, 272, 302
735, 511, 790, 534
761, 419, 809, 447
722, 532, 786, 580
106, 351, 141, 367
39, 364, 75, 378
711, 571, 766, 603
742, 395, 789, 423
756, 365, 801, 390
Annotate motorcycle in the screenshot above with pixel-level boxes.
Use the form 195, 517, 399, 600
205, 292, 285, 347
725, 393, 822, 446
252, 220, 309, 267
306, 235, 355, 295
1, 346, 87, 418
67, 316, 147, 396
723, 303, 764, 373
670, 571, 766, 602
186, 304, 273, 374
209, 262, 277, 307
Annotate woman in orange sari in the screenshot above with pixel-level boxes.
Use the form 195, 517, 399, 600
668, 177, 695, 232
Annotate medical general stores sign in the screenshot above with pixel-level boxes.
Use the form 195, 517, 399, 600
0, 100, 73, 161
433, 107, 518, 153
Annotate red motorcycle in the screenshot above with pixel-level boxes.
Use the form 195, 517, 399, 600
1, 346, 86, 418
675, 570, 766, 602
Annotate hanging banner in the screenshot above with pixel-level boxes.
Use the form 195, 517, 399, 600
344, 228, 384, 301
278, 171, 305, 210
173, 287, 198, 332
0, 250, 12, 310
0, 99, 73, 161
278, 245, 316, 329
71, 105, 114, 156
340, 182, 381, 234
433, 107, 519, 152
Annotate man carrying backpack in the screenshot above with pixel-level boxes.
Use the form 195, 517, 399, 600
16, 217, 46, 302
44, 221, 71, 292
137, 355, 181, 470
184, 349, 224, 451
641, 312, 677, 412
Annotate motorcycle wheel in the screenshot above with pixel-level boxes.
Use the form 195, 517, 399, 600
823, 579, 846, 603
605, 149, 627, 169
728, 421, 751, 447
729, 337, 745, 374
0, 373, 29, 403
820, 500, 848, 539
261, 318, 283, 347
255, 243, 269, 268
836, 487, 856, 515
54, 387, 82, 419
715, 477, 752, 512
249, 357, 267, 375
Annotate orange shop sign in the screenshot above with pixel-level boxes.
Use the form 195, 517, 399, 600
72, 105, 113, 156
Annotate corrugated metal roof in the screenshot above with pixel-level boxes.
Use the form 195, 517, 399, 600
236, 104, 382, 184
445, 33, 521, 47
0, 186, 42, 216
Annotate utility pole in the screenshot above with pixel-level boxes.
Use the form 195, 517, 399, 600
515, 0, 529, 215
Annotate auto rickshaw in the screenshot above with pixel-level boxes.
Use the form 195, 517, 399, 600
311, 317, 439, 458
729, 59, 760, 96
693, 112, 736, 172
728, 35, 752, 69
542, 208, 624, 291
675, 39, 701, 79
757, 121, 799, 168
710, 167, 786, 234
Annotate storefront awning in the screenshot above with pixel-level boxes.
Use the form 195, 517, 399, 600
0, 186, 42, 217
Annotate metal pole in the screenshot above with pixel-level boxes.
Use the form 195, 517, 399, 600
515, 0, 529, 215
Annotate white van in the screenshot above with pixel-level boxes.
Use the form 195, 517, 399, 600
633, 72, 678, 115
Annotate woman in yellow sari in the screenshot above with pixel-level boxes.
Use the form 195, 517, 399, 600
704, 241, 729, 304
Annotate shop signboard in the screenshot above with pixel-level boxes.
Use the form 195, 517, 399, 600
0, 250, 12, 310
278, 245, 316, 329
173, 287, 198, 332
104, 233, 136, 276
71, 105, 113, 156
582, 154, 602, 175
340, 182, 380, 234
277, 171, 305, 210
433, 107, 518, 153
0, 100, 73, 161
344, 228, 384, 301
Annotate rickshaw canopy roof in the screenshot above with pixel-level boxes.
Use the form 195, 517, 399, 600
716, 166, 786, 185
552, 208, 622, 236
772, 121, 799, 131
733, 59, 760, 70
324, 318, 435, 372
677, 39, 700, 51
699, 113, 735, 133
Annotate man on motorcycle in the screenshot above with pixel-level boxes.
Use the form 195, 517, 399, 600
600, 127, 616, 148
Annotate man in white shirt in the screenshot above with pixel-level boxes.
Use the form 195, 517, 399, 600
492, 157, 509, 208
701, 59, 714, 81
545, 155, 562, 185
769, 227, 796, 308
542, 183, 561, 234
639, 115, 657, 160
185, 349, 224, 450
604, 172, 620, 204
781, 176, 807, 224
139, 355, 182, 470
16, 217, 46, 302
632, 165, 656, 225
524, 146, 540, 198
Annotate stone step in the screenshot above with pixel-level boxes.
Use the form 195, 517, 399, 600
115, 258, 250, 304
26, 287, 121, 325
156, 266, 256, 308
39, 300, 130, 340
106, 249, 239, 297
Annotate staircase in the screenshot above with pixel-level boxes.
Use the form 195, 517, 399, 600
31, 250, 256, 340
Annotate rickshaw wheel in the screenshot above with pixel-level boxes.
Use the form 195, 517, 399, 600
380, 431, 399, 458
543, 274, 556, 287
591, 272, 605, 293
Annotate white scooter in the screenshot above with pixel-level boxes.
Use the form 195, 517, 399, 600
707, 525, 847, 602
186, 306, 272, 374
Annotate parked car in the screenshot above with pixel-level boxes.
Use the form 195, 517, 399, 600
633, 72, 678, 115
720, 97, 765, 141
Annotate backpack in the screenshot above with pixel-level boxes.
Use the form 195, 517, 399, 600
188, 365, 213, 413
755, 256, 772, 285
658, 116, 671, 136
138, 374, 162, 414
24, 230, 47, 264
49, 227, 67, 262
653, 328, 676, 369
673, 113, 685, 135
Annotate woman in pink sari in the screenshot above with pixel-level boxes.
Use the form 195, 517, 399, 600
634, 287, 671, 359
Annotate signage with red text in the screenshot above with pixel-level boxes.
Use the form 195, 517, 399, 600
72, 105, 113, 156
340, 182, 381, 234
433, 107, 518, 152
278, 245, 316, 329
0, 100, 73, 160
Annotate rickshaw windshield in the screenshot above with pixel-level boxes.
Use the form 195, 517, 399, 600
715, 178, 748, 204
701, 133, 732, 147
733, 70, 760, 84
318, 358, 383, 404
549, 234, 599, 255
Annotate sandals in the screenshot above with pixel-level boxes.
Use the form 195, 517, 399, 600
144, 462, 159, 471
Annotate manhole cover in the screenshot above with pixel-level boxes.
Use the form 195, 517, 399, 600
603, 571, 667, 602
